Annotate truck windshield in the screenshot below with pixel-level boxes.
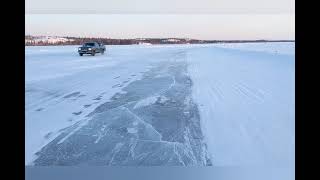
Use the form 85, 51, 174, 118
84, 43, 95, 47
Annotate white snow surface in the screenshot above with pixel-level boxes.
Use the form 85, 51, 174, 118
25, 43, 294, 169
188, 42, 295, 167
213, 42, 295, 55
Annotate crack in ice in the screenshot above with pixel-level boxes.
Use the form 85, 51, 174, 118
123, 107, 163, 141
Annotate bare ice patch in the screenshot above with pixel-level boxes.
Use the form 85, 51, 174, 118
31, 55, 212, 166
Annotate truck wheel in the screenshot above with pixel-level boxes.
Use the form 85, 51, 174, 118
91, 52, 95, 56
101, 50, 104, 54
79, 53, 83, 56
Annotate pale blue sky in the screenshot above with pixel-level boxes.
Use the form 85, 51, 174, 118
25, 0, 295, 40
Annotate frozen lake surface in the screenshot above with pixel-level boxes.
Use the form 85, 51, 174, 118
25, 43, 294, 168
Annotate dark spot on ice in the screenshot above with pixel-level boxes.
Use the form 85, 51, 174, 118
78, 94, 86, 98
122, 80, 129, 84
114, 76, 120, 79
36, 108, 44, 111
131, 74, 136, 77
63, 92, 81, 98
72, 111, 82, 115
117, 127, 128, 134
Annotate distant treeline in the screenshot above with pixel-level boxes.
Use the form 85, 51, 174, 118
25, 36, 294, 46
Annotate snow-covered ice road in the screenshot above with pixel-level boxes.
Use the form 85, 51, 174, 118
25, 43, 294, 167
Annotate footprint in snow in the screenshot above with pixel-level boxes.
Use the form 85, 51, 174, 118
72, 111, 82, 115
84, 104, 91, 108
93, 96, 102, 100
112, 84, 122, 88
36, 108, 44, 112
44, 132, 52, 139
63, 92, 80, 99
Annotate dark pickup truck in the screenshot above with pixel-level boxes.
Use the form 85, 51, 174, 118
78, 42, 105, 56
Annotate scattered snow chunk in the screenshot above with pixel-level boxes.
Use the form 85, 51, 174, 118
127, 128, 138, 134
133, 96, 158, 109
